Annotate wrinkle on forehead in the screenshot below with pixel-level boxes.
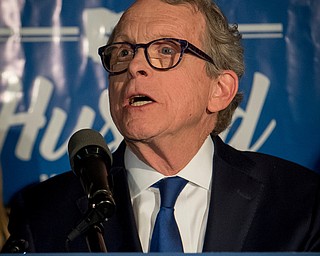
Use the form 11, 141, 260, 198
113, 0, 206, 45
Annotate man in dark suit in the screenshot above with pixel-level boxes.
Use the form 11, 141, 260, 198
3, 0, 320, 252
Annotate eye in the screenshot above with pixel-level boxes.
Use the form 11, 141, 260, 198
160, 46, 175, 55
156, 40, 181, 57
114, 44, 134, 60
118, 48, 130, 58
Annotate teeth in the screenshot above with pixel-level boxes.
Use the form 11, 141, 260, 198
131, 101, 152, 106
129, 95, 153, 106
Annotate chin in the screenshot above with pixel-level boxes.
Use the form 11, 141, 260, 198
123, 130, 158, 144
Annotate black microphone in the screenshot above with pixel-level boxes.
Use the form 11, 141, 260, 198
67, 129, 115, 242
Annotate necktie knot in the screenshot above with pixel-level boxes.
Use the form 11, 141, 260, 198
157, 177, 188, 208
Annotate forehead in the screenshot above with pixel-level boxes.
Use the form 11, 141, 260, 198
114, 0, 206, 43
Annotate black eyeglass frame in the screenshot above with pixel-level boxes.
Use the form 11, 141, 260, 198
98, 38, 215, 75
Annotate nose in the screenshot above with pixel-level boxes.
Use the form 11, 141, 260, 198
127, 48, 150, 78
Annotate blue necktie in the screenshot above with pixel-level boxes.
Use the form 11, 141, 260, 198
150, 176, 188, 252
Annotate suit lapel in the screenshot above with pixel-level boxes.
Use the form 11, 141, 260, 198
203, 136, 264, 251
103, 166, 142, 252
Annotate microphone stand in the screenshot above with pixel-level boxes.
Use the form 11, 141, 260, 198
84, 192, 114, 252
66, 191, 115, 252
86, 223, 107, 252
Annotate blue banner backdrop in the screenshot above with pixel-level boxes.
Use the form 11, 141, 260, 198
0, 0, 319, 205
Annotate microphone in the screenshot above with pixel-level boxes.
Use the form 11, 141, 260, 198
67, 129, 115, 242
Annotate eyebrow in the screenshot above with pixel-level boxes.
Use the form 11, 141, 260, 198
113, 35, 186, 45
112, 34, 131, 43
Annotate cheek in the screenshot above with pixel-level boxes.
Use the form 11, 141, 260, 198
108, 82, 123, 120
108, 79, 123, 104
169, 66, 209, 109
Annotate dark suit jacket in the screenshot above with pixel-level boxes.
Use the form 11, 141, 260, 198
3, 136, 320, 252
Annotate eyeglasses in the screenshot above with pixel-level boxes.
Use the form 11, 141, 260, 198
98, 38, 215, 75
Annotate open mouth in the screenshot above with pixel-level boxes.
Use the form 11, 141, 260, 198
129, 95, 154, 106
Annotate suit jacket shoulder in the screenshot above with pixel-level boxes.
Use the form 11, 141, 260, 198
4, 171, 89, 252
206, 136, 320, 251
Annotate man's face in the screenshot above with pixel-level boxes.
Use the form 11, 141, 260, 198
108, 0, 217, 145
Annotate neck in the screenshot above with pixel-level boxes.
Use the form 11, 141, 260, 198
125, 133, 210, 176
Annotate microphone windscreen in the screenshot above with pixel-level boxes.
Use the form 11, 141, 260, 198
67, 129, 112, 169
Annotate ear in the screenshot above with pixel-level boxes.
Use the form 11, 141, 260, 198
207, 70, 238, 113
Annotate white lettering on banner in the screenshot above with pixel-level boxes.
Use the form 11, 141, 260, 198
83, 8, 123, 63
220, 72, 276, 151
39, 88, 122, 160
0, 74, 122, 161
0, 72, 21, 155
0, 76, 50, 160
39, 106, 95, 161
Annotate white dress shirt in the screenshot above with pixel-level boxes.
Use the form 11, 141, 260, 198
125, 136, 214, 252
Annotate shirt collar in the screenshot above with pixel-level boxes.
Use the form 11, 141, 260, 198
125, 136, 214, 200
